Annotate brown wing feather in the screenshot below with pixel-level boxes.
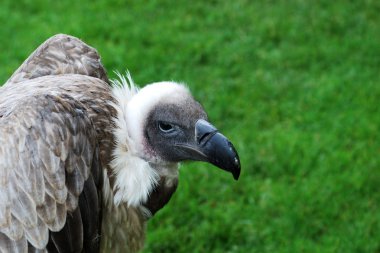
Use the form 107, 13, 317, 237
5, 34, 109, 85
0, 92, 98, 252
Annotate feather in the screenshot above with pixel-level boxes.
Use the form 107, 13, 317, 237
0, 190, 11, 227
78, 175, 101, 252
0, 214, 24, 241
65, 192, 78, 213
49, 208, 83, 253
36, 193, 56, 228
5, 34, 109, 85
48, 203, 67, 232
37, 140, 61, 175
0, 232, 27, 253
43, 174, 67, 204
66, 168, 85, 197
9, 175, 37, 229
24, 217, 49, 249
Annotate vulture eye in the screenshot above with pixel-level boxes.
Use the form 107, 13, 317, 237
158, 122, 175, 134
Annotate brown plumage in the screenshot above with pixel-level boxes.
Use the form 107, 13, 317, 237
0, 34, 144, 252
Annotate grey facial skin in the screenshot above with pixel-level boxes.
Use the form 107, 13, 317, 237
144, 102, 241, 180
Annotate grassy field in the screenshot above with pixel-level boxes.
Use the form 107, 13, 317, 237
1, 0, 379, 252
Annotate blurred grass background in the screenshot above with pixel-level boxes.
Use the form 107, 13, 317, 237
1, 0, 379, 252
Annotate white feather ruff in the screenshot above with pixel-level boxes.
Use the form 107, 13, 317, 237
110, 72, 159, 207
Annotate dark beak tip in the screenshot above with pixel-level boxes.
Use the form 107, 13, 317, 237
233, 170, 240, 180
232, 158, 241, 180
228, 142, 241, 180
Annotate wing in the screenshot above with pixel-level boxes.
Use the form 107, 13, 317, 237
4, 34, 109, 86
0, 92, 102, 252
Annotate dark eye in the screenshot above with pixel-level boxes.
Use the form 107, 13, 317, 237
158, 122, 175, 133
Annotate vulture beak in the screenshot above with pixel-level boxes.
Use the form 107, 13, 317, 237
176, 119, 241, 180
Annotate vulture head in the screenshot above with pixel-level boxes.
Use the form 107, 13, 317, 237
111, 75, 241, 208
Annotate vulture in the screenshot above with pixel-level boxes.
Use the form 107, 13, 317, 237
0, 34, 241, 253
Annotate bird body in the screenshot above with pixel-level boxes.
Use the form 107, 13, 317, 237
0, 34, 240, 252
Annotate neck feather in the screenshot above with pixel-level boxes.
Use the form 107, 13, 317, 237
109, 73, 159, 206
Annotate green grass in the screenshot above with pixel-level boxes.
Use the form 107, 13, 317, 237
1, 0, 380, 252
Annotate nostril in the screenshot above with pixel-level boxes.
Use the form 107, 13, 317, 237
197, 130, 218, 145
